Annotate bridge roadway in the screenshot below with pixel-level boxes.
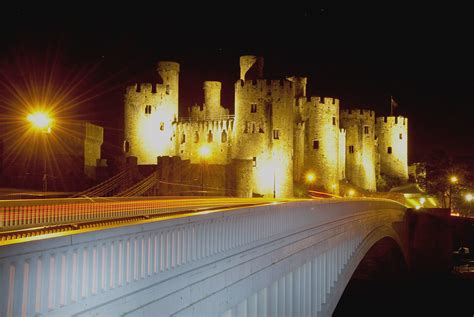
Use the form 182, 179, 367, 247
0, 197, 410, 316
0, 197, 292, 241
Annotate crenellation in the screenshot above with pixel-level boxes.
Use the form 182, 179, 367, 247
124, 56, 409, 197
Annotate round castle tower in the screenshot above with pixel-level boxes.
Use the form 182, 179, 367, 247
375, 116, 408, 181
203, 81, 222, 119
233, 56, 295, 198
239, 55, 264, 80
124, 61, 180, 164
304, 97, 340, 194
340, 109, 377, 191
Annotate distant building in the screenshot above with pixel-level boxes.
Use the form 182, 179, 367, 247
0, 121, 104, 191
123, 56, 409, 197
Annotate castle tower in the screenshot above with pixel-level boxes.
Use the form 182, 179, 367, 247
304, 97, 340, 194
123, 61, 180, 164
375, 116, 408, 181
340, 109, 377, 191
234, 57, 295, 197
157, 61, 180, 117
286, 77, 307, 99
239, 55, 264, 80
203, 81, 222, 119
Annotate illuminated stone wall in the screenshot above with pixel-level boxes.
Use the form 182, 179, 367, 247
173, 119, 234, 165
339, 128, 346, 180
375, 116, 408, 181
233, 77, 295, 198
124, 62, 179, 164
340, 109, 377, 191
303, 97, 340, 194
188, 81, 230, 120
122, 57, 410, 197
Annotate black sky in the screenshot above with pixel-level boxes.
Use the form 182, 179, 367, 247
1, 4, 473, 162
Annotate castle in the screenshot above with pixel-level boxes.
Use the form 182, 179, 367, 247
123, 56, 408, 198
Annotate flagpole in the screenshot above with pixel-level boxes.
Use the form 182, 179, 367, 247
390, 96, 393, 116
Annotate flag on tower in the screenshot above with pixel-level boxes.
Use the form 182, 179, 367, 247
390, 96, 398, 116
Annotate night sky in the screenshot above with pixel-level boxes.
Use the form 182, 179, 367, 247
1, 4, 473, 163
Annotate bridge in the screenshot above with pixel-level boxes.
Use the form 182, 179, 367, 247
0, 197, 451, 316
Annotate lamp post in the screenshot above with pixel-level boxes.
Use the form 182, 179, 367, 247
198, 145, 210, 195
466, 193, 473, 217
27, 112, 53, 193
448, 175, 458, 211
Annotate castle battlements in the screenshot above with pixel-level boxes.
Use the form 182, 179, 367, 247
175, 119, 234, 132
235, 79, 294, 95
123, 56, 409, 197
341, 109, 375, 119
156, 61, 180, 73
125, 83, 169, 97
376, 116, 407, 126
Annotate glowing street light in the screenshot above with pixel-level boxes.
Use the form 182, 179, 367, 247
198, 145, 211, 158
27, 112, 53, 133
27, 112, 53, 193
448, 175, 458, 211
466, 193, 473, 216
198, 146, 211, 195
347, 189, 355, 197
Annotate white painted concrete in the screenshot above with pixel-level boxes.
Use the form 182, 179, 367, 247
0, 198, 406, 316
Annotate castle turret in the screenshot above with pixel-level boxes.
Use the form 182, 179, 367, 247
203, 81, 222, 119
157, 61, 180, 119
239, 55, 264, 80
233, 75, 295, 198
375, 116, 408, 182
304, 97, 340, 194
123, 61, 180, 164
340, 109, 377, 191
286, 76, 307, 99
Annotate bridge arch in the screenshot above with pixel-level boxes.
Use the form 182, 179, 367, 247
0, 198, 408, 317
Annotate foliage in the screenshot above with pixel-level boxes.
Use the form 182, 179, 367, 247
418, 150, 474, 216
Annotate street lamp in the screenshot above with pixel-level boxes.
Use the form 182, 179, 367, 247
198, 145, 211, 195
448, 175, 458, 211
305, 172, 316, 195
466, 193, 473, 217
27, 112, 53, 192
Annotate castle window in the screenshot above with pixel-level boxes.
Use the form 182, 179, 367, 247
124, 140, 130, 153
253, 157, 257, 167
207, 130, 213, 143
244, 122, 249, 134
160, 122, 165, 131
399, 133, 403, 140
349, 145, 354, 153
145, 105, 152, 114
313, 140, 319, 150
252, 123, 256, 133
332, 117, 336, 125
259, 124, 264, 133
364, 126, 369, 134
166, 85, 170, 95
273, 129, 280, 140
251, 103, 257, 113
181, 133, 186, 144
194, 132, 199, 143
387, 146, 392, 154
221, 130, 228, 143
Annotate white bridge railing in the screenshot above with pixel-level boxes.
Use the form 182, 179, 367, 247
0, 198, 406, 317
0, 197, 274, 232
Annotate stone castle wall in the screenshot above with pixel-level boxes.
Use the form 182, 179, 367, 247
123, 56, 409, 197
124, 62, 179, 164
340, 109, 377, 191
303, 97, 340, 193
376, 116, 408, 181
